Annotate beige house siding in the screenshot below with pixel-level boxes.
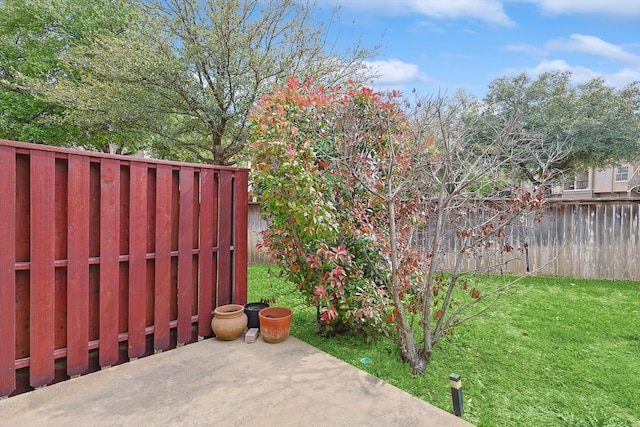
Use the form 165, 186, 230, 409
557, 163, 640, 200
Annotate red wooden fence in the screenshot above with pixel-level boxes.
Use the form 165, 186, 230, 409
0, 140, 248, 397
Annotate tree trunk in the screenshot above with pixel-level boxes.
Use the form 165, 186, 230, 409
397, 329, 429, 374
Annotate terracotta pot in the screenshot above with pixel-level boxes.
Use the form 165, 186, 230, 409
244, 302, 269, 330
211, 304, 247, 341
258, 307, 293, 343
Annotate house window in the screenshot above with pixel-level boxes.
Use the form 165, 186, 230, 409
564, 171, 589, 190
575, 171, 589, 189
615, 166, 629, 182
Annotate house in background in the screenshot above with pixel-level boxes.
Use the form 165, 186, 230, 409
554, 163, 640, 200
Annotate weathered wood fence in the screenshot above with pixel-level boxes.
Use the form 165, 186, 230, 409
249, 201, 640, 281
525, 201, 640, 281
0, 140, 248, 397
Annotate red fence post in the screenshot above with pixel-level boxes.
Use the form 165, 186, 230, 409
128, 163, 148, 358
177, 168, 194, 343
198, 169, 216, 337
233, 171, 249, 306
99, 159, 121, 366
67, 155, 90, 376
0, 146, 17, 396
218, 170, 233, 305
29, 150, 56, 388
154, 165, 172, 351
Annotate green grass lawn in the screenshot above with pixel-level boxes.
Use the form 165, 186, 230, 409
247, 263, 640, 427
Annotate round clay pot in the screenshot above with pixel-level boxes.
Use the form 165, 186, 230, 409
244, 302, 269, 330
258, 307, 293, 343
211, 304, 248, 341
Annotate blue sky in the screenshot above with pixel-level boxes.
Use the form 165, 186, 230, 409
319, 0, 640, 98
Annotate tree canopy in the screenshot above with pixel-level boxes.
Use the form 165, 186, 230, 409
22, 0, 377, 164
0, 0, 141, 150
481, 71, 640, 184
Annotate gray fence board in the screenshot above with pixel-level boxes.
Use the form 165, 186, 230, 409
248, 201, 640, 281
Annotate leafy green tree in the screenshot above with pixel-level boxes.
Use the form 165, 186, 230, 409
35, 0, 377, 164
251, 79, 569, 374
481, 72, 640, 184
0, 0, 143, 151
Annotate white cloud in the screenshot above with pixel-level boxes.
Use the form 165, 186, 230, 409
546, 34, 640, 63
515, 59, 640, 88
324, 0, 514, 26
333, 0, 640, 22
366, 59, 431, 92
526, 0, 640, 17
600, 67, 640, 88
504, 36, 640, 90
527, 59, 598, 82
364, 58, 430, 91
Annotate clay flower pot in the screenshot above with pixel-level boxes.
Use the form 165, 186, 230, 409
211, 304, 247, 341
244, 302, 270, 330
258, 307, 293, 343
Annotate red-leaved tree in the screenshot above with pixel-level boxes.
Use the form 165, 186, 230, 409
249, 77, 391, 337
250, 78, 568, 373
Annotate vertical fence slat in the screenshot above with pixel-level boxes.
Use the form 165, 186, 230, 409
211, 173, 219, 309
177, 168, 194, 343
29, 150, 56, 387
618, 205, 627, 279
553, 204, 562, 276
99, 159, 120, 366
198, 169, 215, 336
67, 155, 90, 376
596, 203, 605, 279
602, 204, 612, 279
0, 146, 16, 395
154, 165, 172, 350
54, 160, 69, 359
233, 171, 248, 306
14, 154, 30, 369
128, 163, 147, 358
217, 170, 233, 305
634, 205, 640, 279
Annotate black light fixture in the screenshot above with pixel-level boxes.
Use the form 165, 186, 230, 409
449, 373, 464, 416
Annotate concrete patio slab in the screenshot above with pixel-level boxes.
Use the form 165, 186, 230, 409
0, 335, 474, 426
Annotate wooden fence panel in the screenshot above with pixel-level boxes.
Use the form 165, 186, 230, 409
67, 155, 90, 376
248, 200, 640, 281
99, 158, 121, 367
15, 151, 30, 373
0, 139, 248, 397
128, 163, 147, 358
177, 168, 195, 344
218, 170, 233, 305
54, 159, 68, 360
247, 203, 270, 263
0, 146, 16, 395
602, 204, 615, 279
154, 165, 172, 351
29, 150, 56, 387
617, 205, 630, 278
198, 169, 215, 337
632, 205, 640, 275
234, 172, 249, 305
